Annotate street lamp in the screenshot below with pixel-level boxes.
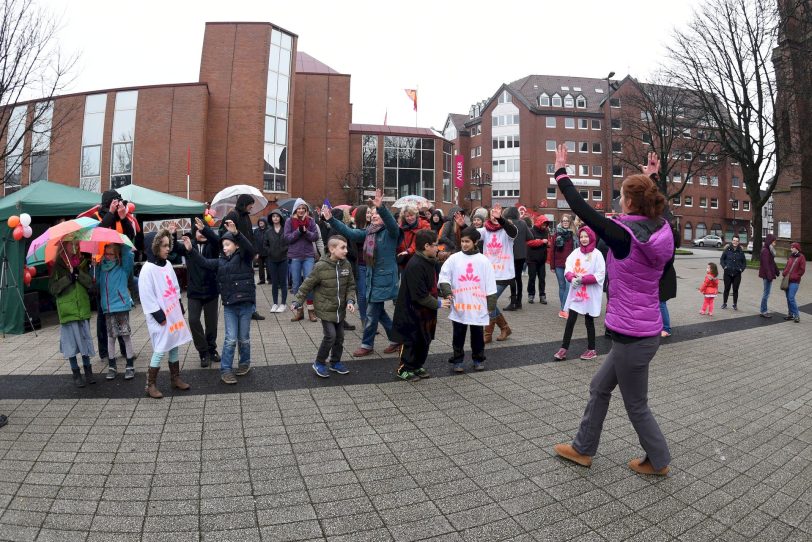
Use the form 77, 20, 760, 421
605, 71, 617, 201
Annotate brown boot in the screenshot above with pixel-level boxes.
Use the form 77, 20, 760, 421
628, 457, 670, 476
290, 307, 304, 322
307, 304, 318, 322
484, 320, 495, 344
554, 443, 592, 467
495, 314, 512, 341
145, 367, 163, 399
169, 362, 190, 391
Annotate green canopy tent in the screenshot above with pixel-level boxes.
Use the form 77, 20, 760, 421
0, 182, 101, 334
115, 185, 205, 216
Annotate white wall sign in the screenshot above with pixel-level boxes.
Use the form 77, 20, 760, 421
778, 221, 792, 239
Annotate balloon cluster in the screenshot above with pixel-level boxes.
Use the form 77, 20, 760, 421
7, 214, 33, 241
203, 206, 217, 227
23, 265, 37, 286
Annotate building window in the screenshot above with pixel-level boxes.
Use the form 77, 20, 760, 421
743, 201, 750, 211
673, 173, 682, 183
362, 135, 377, 188
564, 94, 574, 108
576, 95, 586, 108
592, 142, 602, 153
3, 105, 26, 195
383, 136, 435, 200
699, 176, 708, 186
592, 189, 602, 201
110, 91, 138, 188
498, 90, 512, 103
547, 187, 557, 199
579, 141, 588, 153
684, 196, 693, 207
732, 176, 740, 188
566, 165, 576, 176
578, 118, 589, 129
442, 142, 452, 203
592, 165, 602, 176
264, 29, 293, 192
696, 223, 707, 238
710, 176, 719, 186
80, 94, 107, 193
578, 188, 589, 199
700, 197, 707, 208
546, 164, 555, 174
546, 140, 556, 151
611, 118, 622, 130
565, 141, 576, 152
684, 222, 692, 240
591, 119, 601, 130
673, 196, 681, 206
685, 175, 693, 184
580, 165, 589, 176
565, 118, 575, 129
551, 93, 562, 107
612, 165, 623, 177
642, 132, 652, 144
609, 97, 621, 108
612, 141, 622, 154
29, 102, 52, 184
546, 117, 556, 128
539, 93, 550, 106
711, 197, 718, 208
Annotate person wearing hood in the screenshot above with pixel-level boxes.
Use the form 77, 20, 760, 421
284, 198, 320, 322
781, 242, 805, 323
477, 205, 518, 344
758, 234, 780, 318
438, 206, 467, 257
184, 217, 257, 385
526, 215, 550, 304
719, 235, 747, 310
395, 204, 431, 270
254, 218, 271, 285
502, 206, 532, 311
221, 193, 264, 321
266, 209, 289, 313
553, 226, 606, 361
174, 220, 221, 367
551, 214, 575, 317
429, 210, 444, 234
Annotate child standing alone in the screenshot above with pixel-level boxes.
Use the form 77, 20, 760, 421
292, 235, 357, 378
699, 263, 720, 316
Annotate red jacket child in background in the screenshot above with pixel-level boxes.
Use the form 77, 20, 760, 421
699, 262, 720, 316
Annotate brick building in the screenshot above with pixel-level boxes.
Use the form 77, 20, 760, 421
443, 74, 751, 242
1, 22, 452, 214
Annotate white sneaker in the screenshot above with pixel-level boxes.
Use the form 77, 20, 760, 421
271, 304, 279, 312
276, 304, 286, 313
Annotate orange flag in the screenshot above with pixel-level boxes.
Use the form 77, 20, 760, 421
404, 89, 417, 111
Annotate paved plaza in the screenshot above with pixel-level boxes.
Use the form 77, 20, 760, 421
0, 249, 811, 541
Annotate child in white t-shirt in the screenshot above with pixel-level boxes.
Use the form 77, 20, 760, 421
439, 227, 498, 373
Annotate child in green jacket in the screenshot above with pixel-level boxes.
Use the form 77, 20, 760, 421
49, 242, 96, 387
292, 235, 357, 378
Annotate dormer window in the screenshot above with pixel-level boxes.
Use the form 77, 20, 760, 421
539, 93, 550, 107
498, 90, 512, 104
564, 94, 574, 108
576, 95, 586, 108
551, 93, 562, 107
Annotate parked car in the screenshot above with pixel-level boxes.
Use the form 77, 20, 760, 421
692, 234, 723, 248
746, 241, 753, 252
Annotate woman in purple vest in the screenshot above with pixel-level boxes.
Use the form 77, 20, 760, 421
552, 146, 674, 476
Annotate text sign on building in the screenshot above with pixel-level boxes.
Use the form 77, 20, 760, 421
454, 156, 465, 188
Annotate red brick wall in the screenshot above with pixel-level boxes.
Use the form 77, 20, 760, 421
43, 95, 84, 187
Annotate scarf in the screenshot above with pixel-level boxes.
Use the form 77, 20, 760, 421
484, 219, 502, 232
291, 216, 310, 229
363, 222, 385, 267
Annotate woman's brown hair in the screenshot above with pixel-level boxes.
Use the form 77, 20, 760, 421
354, 205, 369, 230
621, 175, 666, 219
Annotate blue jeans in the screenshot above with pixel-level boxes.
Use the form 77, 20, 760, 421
357, 265, 368, 323
555, 267, 567, 310
489, 283, 510, 318
759, 278, 772, 314
222, 302, 253, 374
786, 282, 800, 318
290, 257, 314, 302
361, 301, 393, 350
659, 301, 671, 333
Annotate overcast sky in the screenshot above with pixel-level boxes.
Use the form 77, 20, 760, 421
43, 0, 702, 130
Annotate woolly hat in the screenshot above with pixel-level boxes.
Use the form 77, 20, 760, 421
791, 242, 801, 251
221, 231, 237, 244
472, 207, 489, 222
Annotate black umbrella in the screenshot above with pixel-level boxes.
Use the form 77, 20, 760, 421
276, 198, 299, 214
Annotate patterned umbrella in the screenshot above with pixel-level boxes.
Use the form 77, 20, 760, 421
392, 195, 428, 209
26, 217, 100, 265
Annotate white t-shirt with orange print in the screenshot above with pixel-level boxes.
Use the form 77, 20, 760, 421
439, 251, 497, 326
562, 247, 606, 317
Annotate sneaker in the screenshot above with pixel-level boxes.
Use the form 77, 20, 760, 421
699, 311, 706, 315
413, 368, 430, 379
540, 295, 548, 305
784, 314, 794, 321
251, 311, 265, 321
221, 372, 238, 385
708, 312, 713, 316
528, 295, 535, 304
721, 303, 728, 309
553, 348, 567, 361
106, 366, 117, 380
452, 362, 465, 374
276, 304, 286, 313
794, 316, 800, 323
660, 331, 671, 337
760, 312, 772, 318
558, 311, 568, 319
235, 364, 251, 376
209, 350, 221, 364
124, 367, 135, 380
397, 369, 418, 381
732, 304, 738, 311
200, 355, 210, 368
579, 350, 597, 360
329, 361, 349, 375
473, 361, 485, 371
271, 304, 279, 312
312, 362, 330, 378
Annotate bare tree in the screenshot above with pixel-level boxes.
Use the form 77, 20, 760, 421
0, 0, 77, 191
613, 74, 724, 201
667, 0, 778, 257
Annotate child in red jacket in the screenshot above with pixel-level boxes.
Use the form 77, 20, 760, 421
699, 262, 719, 315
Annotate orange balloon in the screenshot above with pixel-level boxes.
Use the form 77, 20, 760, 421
7, 215, 20, 228
23, 271, 32, 286
27, 266, 37, 278
12, 225, 24, 241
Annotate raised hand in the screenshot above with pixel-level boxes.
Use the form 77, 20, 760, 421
491, 204, 502, 221
555, 145, 569, 172
370, 189, 383, 209
167, 222, 177, 235
194, 217, 206, 230
225, 219, 238, 234
639, 151, 660, 176
322, 206, 332, 222
182, 237, 192, 251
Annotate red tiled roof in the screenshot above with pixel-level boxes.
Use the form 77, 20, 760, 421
295, 51, 342, 75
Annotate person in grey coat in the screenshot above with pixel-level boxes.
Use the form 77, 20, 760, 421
502, 206, 533, 311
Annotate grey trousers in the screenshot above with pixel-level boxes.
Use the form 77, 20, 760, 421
572, 334, 671, 469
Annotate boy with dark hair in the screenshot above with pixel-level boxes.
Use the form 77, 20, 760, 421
439, 227, 497, 372
392, 229, 450, 380
292, 235, 357, 378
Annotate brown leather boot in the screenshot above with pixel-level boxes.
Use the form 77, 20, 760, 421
290, 307, 304, 322
169, 362, 190, 391
307, 304, 318, 322
495, 314, 512, 341
484, 319, 495, 344
145, 367, 163, 399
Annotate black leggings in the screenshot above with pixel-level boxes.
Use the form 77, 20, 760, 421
509, 258, 526, 303
561, 311, 595, 350
526, 260, 546, 297
722, 272, 741, 305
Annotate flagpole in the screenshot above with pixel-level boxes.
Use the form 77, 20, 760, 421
415, 84, 418, 128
